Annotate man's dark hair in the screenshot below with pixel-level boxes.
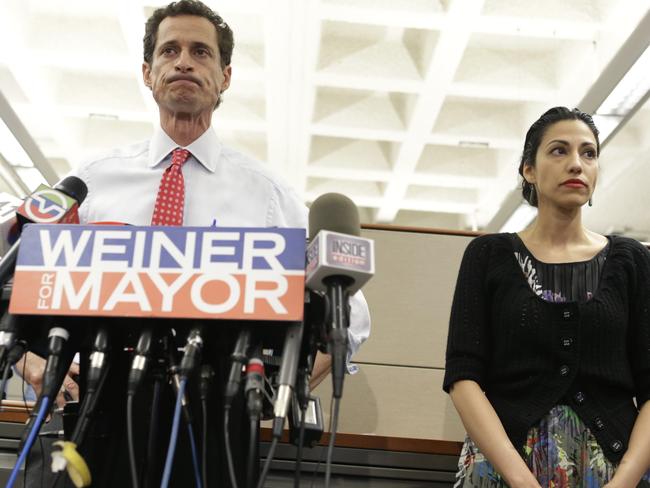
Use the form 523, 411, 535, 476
518, 106, 600, 207
143, 0, 234, 68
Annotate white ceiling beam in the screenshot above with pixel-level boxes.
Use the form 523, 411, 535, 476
263, 1, 292, 176
319, 3, 447, 30
375, 0, 485, 223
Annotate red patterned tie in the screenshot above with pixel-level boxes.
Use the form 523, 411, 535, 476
151, 148, 190, 226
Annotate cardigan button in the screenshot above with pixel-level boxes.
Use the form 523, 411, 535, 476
594, 417, 605, 431
561, 337, 573, 347
559, 365, 570, 376
573, 391, 585, 404
610, 440, 623, 453
562, 309, 572, 319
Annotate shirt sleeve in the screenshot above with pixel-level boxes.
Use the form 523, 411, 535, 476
629, 241, 650, 407
442, 235, 492, 393
346, 290, 371, 374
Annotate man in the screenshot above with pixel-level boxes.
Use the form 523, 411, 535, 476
17, 1, 370, 486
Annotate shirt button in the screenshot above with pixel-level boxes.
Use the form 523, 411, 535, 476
563, 310, 572, 319
562, 338, 573, 347
559, 365, 570, 376
610, 440, 623, 453
594, 417, 605, 431
573, 391, 585, 404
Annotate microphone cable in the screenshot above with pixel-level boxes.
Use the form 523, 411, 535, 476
127, 328, 155, 488
143, 373, 163, 488
224, 328, 251, 488
199, 365, 214, 488
293, 369, 310, 488
5, 396, 51, 488
127, 393, 139, 488
161, 327, 203, 488
323, 396, 342, 488
160, 376, 187, 488
244, 352, 264, 488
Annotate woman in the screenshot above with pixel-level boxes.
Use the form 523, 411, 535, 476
443, 107, 650, 488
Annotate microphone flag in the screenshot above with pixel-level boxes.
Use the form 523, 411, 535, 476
305, 229, 374, 294
10, 225, 305, 322
16, 184, 80, 225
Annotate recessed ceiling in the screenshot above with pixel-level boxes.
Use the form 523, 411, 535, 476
0, 0, 648, 235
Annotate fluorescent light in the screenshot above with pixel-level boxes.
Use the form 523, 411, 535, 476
499, 203, 537, 233
594, 44, 650, 141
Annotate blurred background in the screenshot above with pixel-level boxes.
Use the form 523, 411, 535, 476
0, 0, 649, 237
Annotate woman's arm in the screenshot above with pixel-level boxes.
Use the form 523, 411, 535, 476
604, 401, 650, 488
450, 380, 542, 488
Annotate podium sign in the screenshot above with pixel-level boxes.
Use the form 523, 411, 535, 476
9, 225, 306, 321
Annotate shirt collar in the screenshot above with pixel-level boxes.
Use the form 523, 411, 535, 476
148, 125, 222, 172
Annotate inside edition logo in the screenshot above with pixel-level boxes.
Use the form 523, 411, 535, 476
10, 225, 306, 321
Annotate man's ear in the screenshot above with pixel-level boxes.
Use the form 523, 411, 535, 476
142, 62, 152, 89
220, 65, 232, 93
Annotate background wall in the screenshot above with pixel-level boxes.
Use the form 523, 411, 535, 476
313, 227, 473, 442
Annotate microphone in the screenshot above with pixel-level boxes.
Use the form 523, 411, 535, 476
272, 323, 303, 437
127, 328, 154, 395
224, 328, 251, 408
179, 327, 203, 378
0, 176, 88, 287
86, 327, 109, 393
305, 193, 374, 399
40, 326, 72, 401
245, 354, 265, 420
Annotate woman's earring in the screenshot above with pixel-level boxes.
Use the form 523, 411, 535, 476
588, 196, 593, 207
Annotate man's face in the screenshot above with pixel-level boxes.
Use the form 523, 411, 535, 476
142, 15, 231, 118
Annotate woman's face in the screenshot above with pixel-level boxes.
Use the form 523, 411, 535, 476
524, 119, 598, 210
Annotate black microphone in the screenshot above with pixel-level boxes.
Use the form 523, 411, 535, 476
245, 354, 265, 420
128, 328, 154, 395
40, 326, 72, 401
0, 176, 88, 287
224, 328, 251, 409
179, 327, 203, 378
272, 323, 303, 437
86, 327, 109, 393
305, 193, 374, 399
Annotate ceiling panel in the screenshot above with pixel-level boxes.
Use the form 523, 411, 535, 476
0, 0, 648, 234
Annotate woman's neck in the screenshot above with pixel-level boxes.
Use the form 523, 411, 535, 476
523, 203, 588, 247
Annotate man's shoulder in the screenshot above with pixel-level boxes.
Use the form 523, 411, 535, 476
219, 143, 292, 192
76, 140, 150, 172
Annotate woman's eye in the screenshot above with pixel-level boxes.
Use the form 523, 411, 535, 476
583, 150, 597, 159
551, 147, 565, 155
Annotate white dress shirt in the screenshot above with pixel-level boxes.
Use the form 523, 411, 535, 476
72, 126, 370, 369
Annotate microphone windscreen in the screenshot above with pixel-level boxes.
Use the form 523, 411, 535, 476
55, 176, 88, 204
308, 193, 360, 240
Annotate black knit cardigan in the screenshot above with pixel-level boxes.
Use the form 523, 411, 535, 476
442, 233, 650, 462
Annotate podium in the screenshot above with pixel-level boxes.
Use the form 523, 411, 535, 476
6, 224, 314, 488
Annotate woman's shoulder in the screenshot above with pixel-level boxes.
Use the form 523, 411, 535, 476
461, 233, 514, 263
608, 235, 650, 258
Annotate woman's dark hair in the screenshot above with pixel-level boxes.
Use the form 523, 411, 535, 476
518, 106, 600, 206
143, 0, 234, 68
